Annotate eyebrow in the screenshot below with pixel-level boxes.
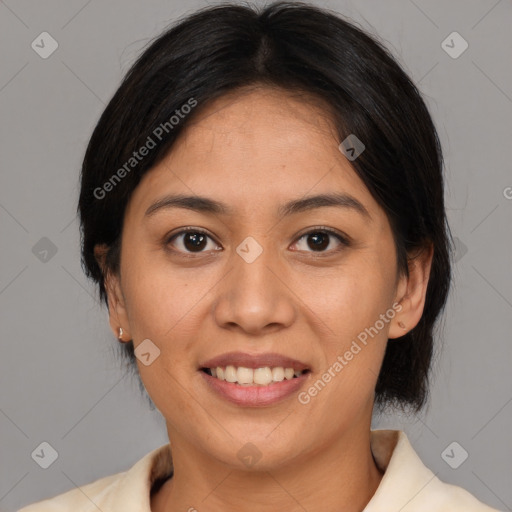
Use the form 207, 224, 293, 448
144, 192, 371, 220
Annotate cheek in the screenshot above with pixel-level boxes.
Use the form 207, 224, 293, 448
305, 254, 396, 396
122, 245, 202, 334
122, 256, 205, 413
309, 261, 394, 340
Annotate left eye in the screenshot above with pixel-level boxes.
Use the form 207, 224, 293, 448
291, 229, 348, 254
166, 227, 349, 255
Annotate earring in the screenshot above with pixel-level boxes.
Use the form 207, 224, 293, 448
118, 327, 124, 339
398, 321, 406, 330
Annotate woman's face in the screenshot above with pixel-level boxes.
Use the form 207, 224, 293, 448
103, 87, 413, 469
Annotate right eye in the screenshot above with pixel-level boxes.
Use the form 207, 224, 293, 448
165, 227, 222, 256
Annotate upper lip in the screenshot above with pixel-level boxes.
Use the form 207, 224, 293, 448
200, 352, 310, 372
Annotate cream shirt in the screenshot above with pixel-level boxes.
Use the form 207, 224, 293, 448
18, 429, 500, 511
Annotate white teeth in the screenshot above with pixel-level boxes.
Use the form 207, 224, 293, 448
208, 365, 305, 386
237, 366, 253, 384
272, 367, 285, 382
253, 367, 273, 385
225, 365, 237, 383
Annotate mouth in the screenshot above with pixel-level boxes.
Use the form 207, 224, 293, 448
198, 352, 312, 406
200, 366, 311, 386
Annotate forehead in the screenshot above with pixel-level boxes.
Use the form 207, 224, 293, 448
125, 87, 382, 223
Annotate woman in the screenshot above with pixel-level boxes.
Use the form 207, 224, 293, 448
19, 2, 500, 511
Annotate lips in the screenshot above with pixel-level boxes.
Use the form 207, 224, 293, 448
198, 351, 311, 406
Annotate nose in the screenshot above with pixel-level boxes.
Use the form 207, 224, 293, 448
212, 238, 296, 336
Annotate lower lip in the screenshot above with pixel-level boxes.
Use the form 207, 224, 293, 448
199, 371, 309, 407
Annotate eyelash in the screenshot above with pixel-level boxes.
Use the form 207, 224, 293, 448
164, 226, 350, 258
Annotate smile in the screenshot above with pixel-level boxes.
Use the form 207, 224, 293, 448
198, 351, 312, 406
201, 365, 310, 386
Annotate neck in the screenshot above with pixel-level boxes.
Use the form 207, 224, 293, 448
152, 422, 384, 512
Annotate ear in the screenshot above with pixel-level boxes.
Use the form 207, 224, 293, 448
388, 243, 434, 339
94, 244, 131, 342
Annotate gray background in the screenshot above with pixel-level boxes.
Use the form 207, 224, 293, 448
1, 0, 511, 510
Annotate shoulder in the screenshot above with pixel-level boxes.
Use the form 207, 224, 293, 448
368, 479, 501, 512
17, 443, 173, 512
366, 430, 501, 512
17, 471, 124, 511
415, 477, 502, 512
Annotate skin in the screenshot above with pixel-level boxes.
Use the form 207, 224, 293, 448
95, 86, 433, 512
